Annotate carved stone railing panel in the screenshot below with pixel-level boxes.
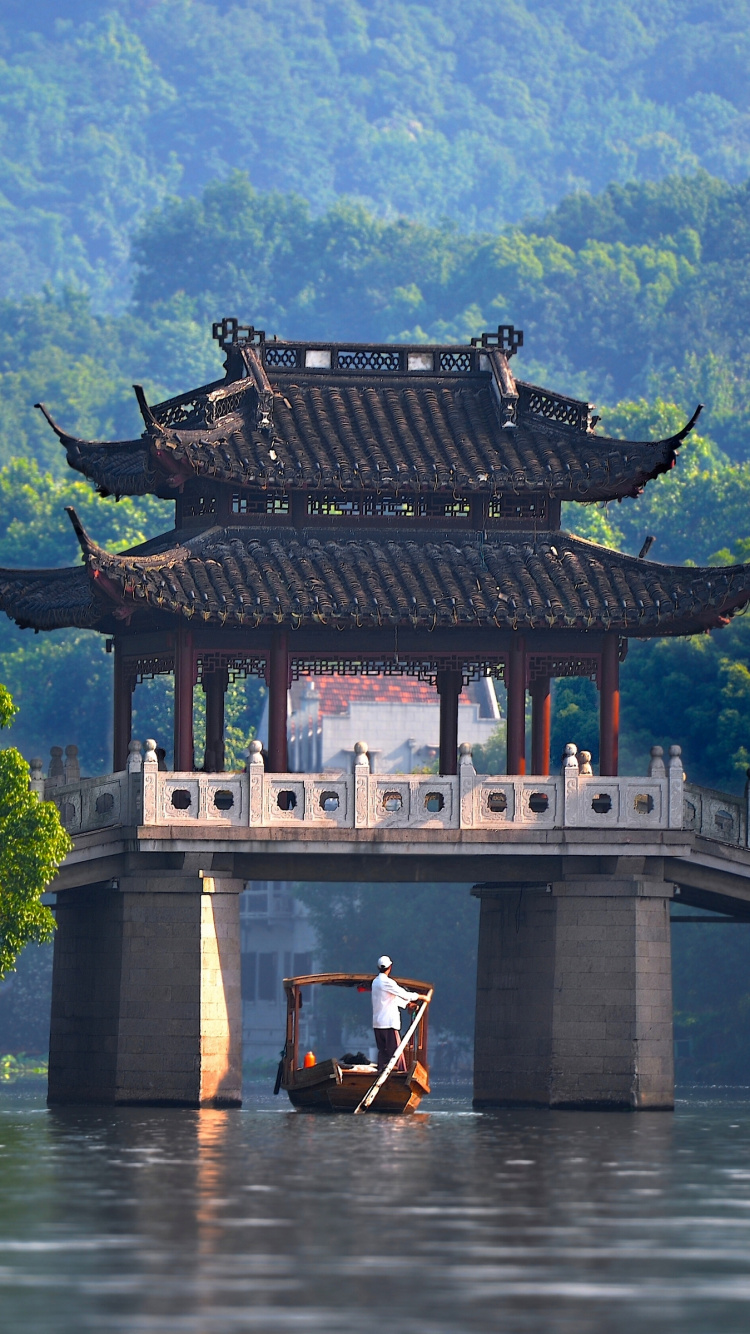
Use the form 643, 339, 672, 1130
46, 772, 131, 833
368, 776, 459, 830
45, 750, 746, 847
263, 775, 352, 827
151, 773, 248, 825
684, 783, 746, 848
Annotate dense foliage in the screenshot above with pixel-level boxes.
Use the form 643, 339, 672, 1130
3, 1, 750, 306
0, 685, 70, 979
4, 172, 750, 474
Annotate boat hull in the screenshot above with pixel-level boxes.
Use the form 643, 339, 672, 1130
283, 1059, 430, 1113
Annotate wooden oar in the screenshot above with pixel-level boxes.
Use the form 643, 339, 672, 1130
353, 988, 433, 1114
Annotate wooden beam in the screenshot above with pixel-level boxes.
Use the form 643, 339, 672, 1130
267, 631, 289, 772
506, 636, 526, 774
599, 633, 620, 776
203, 668, 228, 772
174, 629, 195, 772
112, 643, 133, 772
436, 668, 463, 775
530, 675, 551, 775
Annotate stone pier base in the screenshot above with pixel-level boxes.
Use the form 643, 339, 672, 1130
473, 871, 674, 1109
48, 872, 243, 1106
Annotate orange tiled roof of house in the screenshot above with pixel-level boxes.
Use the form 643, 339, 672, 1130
302, 677, 438, 716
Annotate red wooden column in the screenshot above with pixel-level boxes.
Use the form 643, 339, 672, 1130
112, 642, 134, 772
267, 631, 289, 773
530, 675, 551, 776
506, 636, 526, 775
436, 668, 463, 776
599, 633, 620, 776
203, 668, 229, 772
174, 629, 195, 772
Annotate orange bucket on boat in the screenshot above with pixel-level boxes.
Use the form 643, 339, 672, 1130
303, 1051, 316, 1068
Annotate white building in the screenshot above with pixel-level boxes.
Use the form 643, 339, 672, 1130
240, 882, 317, 1064
259, 674, 501, 773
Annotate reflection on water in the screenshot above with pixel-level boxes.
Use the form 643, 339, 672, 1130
1, 1084, 750, 1332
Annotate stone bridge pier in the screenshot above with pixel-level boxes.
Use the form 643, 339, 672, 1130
48, 867, 244, 1107
473, 863, 674, 1110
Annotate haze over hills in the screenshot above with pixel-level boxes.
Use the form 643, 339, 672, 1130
2, 0, 750, 303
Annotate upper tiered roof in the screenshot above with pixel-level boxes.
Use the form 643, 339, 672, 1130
37, 323, 702, 505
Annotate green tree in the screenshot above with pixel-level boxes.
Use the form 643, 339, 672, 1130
0, 683, 71, 979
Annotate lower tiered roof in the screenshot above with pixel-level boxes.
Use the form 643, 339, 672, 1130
1, 513, 748, 638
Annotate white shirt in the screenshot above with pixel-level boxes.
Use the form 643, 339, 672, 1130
371, 972, 420, 1030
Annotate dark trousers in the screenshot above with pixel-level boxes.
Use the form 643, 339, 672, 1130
374, 1028, 406, 1073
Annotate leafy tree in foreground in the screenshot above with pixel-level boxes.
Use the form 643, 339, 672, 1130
0, 683, 71, 979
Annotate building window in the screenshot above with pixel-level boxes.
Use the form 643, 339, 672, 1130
182, 494, 218, 518
488, 495, 548, 524
258, 952, 278, 1002
306, 494, 469, 519
242, 890, 269, 916
232, 493, 289, 515
241, 953, 257, 1001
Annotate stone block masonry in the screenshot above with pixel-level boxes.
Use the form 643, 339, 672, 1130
48, 873, 243, 1106
473, 869, 674, 1109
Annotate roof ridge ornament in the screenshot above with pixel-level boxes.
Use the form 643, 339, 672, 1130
211, 318, 265, 350
133, 384, 164, 434
471, 325, 524, 357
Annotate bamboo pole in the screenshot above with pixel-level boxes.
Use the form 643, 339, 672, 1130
353, 989, 433, 1114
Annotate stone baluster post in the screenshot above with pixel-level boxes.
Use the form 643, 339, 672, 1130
247, 738, 264, 825
48, 746, 64, 788
458, 741, 475, 828
126, 739, 143, 772
63, 745, 80, 784
141, 738, 158, 825
648, 745, 666, 777
29, 757, 44, 798
561, 742, 579, 826
668, 743, 684, 829
353, 740, 370, 829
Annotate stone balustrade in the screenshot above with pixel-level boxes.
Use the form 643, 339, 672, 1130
39, 736, 750, 845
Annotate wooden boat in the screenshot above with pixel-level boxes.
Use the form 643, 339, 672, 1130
279, 972, 432, 1113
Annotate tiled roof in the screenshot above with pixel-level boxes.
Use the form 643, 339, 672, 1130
295, 677, 439, 715
3, 515, 748, 638
38, 370, 701, 503
0, 563, 98, 630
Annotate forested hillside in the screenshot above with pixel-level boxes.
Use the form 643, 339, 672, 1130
2, 1, 750, 303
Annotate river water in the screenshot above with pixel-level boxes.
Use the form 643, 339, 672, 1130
2, 1083, 750, 1333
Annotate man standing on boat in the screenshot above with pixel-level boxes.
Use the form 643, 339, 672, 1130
371, 956, 421, 1073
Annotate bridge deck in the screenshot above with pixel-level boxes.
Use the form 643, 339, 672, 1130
40, 750, 750, 914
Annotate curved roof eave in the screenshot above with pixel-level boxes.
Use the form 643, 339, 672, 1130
34, 383, 704, 503
1, 512, 743, 639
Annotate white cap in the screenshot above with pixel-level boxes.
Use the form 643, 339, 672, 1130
377, 955, 392, 969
